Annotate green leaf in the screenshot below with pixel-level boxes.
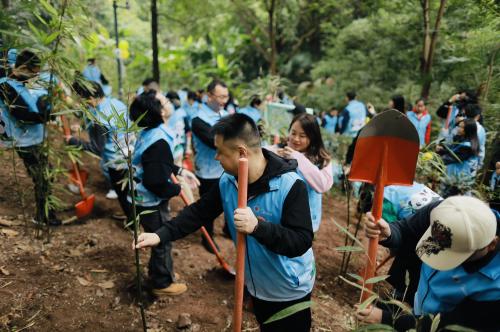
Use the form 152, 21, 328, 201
335, 245, 364, 252
347, 272, 364, 282
358, 294, 378, 312
430, 313, 441, 332
365, 275, 389, 284
333, 219, 364, 248
443, 325, 477, 332
263, 301, 313, 324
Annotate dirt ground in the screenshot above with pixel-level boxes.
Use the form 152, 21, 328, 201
0, 141, 384, 332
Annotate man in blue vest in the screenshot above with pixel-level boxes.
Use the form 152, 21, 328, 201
338, 91, 367, 137
134, 114, 315, 331
191, 79, 229, 252
68, 80, 131, 218
359, 196, 500, 332
0, 49, 59, 226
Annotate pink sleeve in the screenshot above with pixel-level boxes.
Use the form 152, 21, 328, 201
290, 151, 333, 193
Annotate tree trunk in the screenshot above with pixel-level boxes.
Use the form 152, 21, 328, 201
267, 0, 278, 75
151, 0, 160, 83
1, 0, 8, 9
420, 0, 447, 99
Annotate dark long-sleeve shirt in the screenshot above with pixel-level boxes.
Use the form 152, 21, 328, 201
141, 139, 180, 200
155, 149, 313, 257
191, 117, 215, 149
379, 201, 500, 332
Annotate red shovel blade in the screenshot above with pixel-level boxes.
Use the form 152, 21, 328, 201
69, 168, 89, 186
349, 109, 420, 185
75, 194, 95, 219
182, 154, 194, 172
348, 109, 419, 301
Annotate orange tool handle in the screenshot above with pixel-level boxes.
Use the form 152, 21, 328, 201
361, 145, 387, 302
170, 174, 234, 273
233, 157, 248, 332
61, 115, 87, 199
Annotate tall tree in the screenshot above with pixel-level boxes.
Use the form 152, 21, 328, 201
151, 0, 160, 83
420, 0, 447, 99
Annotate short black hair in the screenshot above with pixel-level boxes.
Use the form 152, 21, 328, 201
187, 90, 199, 102
142, 78, 157, 86
291, 102, 306, 116
211, 113, 260, 148
391, 94, 406, 113
15, 49, 41, 71
464, 104, 482, 119
346, 91, 356, 100
129, 90, 164, 129
207, 79, 227, 94
165, 91, 180, 101
250, 95, 262, 108
72, 79, 104, 99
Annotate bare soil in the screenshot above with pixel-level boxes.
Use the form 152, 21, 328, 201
0, 140, 382, 331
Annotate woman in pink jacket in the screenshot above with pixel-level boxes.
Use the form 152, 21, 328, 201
270, 113, 333, 232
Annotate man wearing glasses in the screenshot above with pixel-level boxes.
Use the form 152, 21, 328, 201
191, 79, 229, 253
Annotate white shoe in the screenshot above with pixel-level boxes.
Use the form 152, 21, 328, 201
106, 189, 118, 200
67, 183, 80, 194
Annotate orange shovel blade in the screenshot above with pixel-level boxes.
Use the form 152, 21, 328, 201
75, 194, 95, 218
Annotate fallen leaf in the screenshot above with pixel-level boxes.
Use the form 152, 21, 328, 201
68, 248, 83, 257
0, 228, 19, 237
76, 276, 92, 286
0, 218, 23, 227
97, 280, 115, 289
0, 266, 10, 276
90, 269, 108, 273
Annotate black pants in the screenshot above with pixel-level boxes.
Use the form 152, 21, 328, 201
16, 144, 54, 222
198, 177, 219, 234
108, 167, 130, 217
135, 202, 174, 289
252, 292, 312, 332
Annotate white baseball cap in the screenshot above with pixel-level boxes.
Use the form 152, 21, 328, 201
415, 196, 496, 271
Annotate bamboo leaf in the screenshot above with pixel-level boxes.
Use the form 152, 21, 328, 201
347, 272, 363, 282
443, 325, 477, 332
335, 246, 364, 252
430, 313, 441, 332
365, 274, 389, 284
263, 301, 313, 324
352, 324, 394, 331
333, 219, 364, 248
358, 294, 378, 312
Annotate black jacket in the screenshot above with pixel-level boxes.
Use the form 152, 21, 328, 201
156, 148, 313, 257
379, 201, 500, 332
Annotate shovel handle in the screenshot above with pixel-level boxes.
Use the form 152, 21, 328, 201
169, 174, 233, 272
61, 115, 87, 199
233, 157, 248, 332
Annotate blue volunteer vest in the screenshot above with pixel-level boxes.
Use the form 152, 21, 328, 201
342, 100, 366, 137
323, 114, 338, 134
0, 77, 44, 147
192, 103, 227, 179
129, 124, 175, 207
414, 253, 500, 316
297, 169, 323, 233
237, 106, 262, 124
92, 98, 129, 170
446, 141, 480, 179
167, 107, 188, 160
407, 111, 431, 148
219, 172, 315, 301
476, 122, 486, 165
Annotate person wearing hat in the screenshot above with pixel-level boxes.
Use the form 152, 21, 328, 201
358, 196, 500, 332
